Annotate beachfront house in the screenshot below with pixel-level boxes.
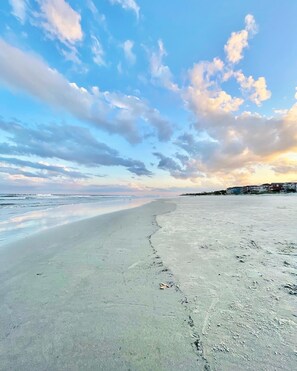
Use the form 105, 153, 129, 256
243, 185, 261, 194
269, 183, 284, 192
283, 182, 297, 192
258, 184, 270, 193
226, 186, 243, 195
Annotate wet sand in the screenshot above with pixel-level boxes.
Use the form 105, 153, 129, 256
0, 201, 199, 370
0, 196, 296, 370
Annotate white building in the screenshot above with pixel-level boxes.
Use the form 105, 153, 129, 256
258, 184, 270, 193
283, 182, 297, 192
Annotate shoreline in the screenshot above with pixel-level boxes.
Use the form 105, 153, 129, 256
0, 200, 201, 370
1, 196, 296, 370
0, 197, 154, 248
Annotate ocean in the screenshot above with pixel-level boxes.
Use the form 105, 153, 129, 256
0, 194, 152, 247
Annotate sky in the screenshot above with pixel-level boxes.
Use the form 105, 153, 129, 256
0, 0, 297, 195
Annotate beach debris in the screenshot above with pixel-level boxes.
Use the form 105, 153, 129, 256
236, 254, 248, 263
212, 342, 230, 353
188, 315, 194, 328
181, 296, 189, 304
250, 240, 260, 249
192, 331, 203, 354
283, 284, 297, 296
159, 282, 170, 289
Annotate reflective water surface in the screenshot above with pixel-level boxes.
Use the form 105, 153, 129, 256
0, 195, 152, 247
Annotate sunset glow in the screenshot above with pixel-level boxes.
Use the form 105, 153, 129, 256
0, 1, 296, 194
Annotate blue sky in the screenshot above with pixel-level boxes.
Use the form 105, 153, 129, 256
0, 0, 296, 194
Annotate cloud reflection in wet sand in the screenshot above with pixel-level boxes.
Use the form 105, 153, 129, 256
0, 198, 151, 246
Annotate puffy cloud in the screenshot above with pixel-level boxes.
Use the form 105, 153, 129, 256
235, 71, 271, 105
225, 30, 248, 64
0, 38, 172, 143
245, 14, 258, 35
175, 133, 218, 163
153, 152, 203, 180
186, 58, 244, 116
183, 15, 271, 124
109, 0, 140, 20
150, 40, 179, 92
0, 119, 152, 177
37, 0, 83, 44
163, 13, 293, 182
9, 0, 27, 23
103, 92, 173, 141
224, 14, 257, 64
122, 40, 136, 64
173, 109, 297, 177
271, 160, 297, 175
144, 15, 285, 182
91, 34, 105, 66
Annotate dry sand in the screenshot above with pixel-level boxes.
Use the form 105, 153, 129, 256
0, 196, 296, 370
153, 195, 297, 370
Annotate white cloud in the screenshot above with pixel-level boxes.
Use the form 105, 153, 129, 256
245, 14, 258, 35
91, 35, 105, 66
103, 92, 173, 141
86, 0, 107, 28
235, 71, 271, 105
169, 14, 297, 181
274, 109, 288, 116
150, 40, 179, 92
186, 58, 243, 116
224, 14, 257, 64
109, 0, 140, 20
0, 38, 172, 143
38, 0, 83, 44
173, 100, 297, 179
183, 14, 270, 119
153, 152, 203, 180
122, 40, 136, 64
60, 45, 82, 64
180, 81, 297, 177
9, 0, 27, 23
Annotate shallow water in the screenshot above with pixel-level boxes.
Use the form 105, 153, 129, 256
0, 194, 152, 247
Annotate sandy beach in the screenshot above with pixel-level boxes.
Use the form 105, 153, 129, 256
0, 201, 199, 370
0, 196, 296, 370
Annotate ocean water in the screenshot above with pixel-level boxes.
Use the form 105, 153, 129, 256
0, 194, 152, 247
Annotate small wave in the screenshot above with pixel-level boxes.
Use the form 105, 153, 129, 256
0, 194, 25, 198
35, 194, 54, 198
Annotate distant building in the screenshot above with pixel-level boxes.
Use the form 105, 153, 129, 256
283, 182, 297, 192
269, 183, 284, 192
259, 184, 270, 193
182, 181, 297, 197
226, 186, 243, 195
243, 185, 260, 194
